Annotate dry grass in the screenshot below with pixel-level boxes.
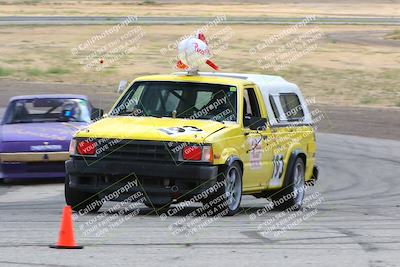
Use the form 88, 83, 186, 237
0, 24, 399, 107
0, 1, 399, 17
386, 29, 400, 40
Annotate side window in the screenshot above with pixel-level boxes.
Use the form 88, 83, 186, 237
243, 88, 261, 127
243, 88, 261, 117
279, 93, 304, 121
269, 95, 280, 122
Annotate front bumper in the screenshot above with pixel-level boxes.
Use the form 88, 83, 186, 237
306, 165, 319, 186
0, 152, 68, 180
66, 159, 220, 202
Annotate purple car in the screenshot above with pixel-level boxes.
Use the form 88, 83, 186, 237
0, 94, 103, 182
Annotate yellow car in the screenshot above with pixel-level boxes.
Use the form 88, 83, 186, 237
65, 72, 318, 215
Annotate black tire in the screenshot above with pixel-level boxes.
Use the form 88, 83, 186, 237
204, 162, 243, 216
65, 175, 102, 213
271, 157, 305, 211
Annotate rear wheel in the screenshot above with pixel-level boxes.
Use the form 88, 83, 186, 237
271, 157, 305, 211
65, 175, 102, 213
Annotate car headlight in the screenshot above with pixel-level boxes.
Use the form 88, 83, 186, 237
180, 144, 213, 163
77, 140, 96, 155
70, 139, 97, 156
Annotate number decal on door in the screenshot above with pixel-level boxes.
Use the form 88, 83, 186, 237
270, 154, 284, 186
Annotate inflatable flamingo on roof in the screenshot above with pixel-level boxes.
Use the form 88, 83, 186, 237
176, 31, 218, 72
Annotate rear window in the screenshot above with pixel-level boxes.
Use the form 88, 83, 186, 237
3, 98, 91, 124
279, 93, 304, 121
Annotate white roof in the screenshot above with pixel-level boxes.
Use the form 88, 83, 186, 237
174, 71, 312, 125
198, 72, 300, 93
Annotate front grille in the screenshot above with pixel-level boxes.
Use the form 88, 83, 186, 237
95, 139, 178, 162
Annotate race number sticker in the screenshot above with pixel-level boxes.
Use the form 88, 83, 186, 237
269, 154, 284, 186
158, 126, 202, 136
248, 137, 262, 169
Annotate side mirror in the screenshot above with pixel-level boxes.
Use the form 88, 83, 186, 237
117, 80, 128, 94
248, 117, 267, 131
91, 108, 104, 120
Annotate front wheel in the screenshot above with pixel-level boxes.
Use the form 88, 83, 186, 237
204, 162, 243, 216
65, 175, 102, 213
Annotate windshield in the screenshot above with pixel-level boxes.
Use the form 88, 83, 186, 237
112, 81, 237, 122
3, 98, 91, 124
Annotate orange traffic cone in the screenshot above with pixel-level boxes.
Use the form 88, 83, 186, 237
49, 205, 83, 249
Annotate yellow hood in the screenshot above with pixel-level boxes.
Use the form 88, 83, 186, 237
76, 116, 226, 143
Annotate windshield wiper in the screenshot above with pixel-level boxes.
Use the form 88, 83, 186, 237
10, 120, 34, 124
118, 112, 162, 118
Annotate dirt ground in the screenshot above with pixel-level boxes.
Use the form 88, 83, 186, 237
309, 104, 400, 140
0, 0, 399, 17
0, 24, 399, 108
0, 1, 398, 131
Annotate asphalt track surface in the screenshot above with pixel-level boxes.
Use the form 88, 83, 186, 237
0, 133, 399, 267
0, 16, 400, 25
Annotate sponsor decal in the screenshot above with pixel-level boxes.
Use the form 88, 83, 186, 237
30, 145, 62, 151
248, 137, 262, 169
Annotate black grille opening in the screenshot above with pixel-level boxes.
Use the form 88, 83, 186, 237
95, 139, 178, 162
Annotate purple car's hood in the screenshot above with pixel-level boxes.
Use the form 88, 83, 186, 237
0, 122, 87, 153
